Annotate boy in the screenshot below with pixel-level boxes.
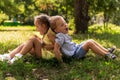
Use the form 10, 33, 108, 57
50, 15, 117, 62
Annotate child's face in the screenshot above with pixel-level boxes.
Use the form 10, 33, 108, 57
35, 22, 48, 35
54, 17, 68, 34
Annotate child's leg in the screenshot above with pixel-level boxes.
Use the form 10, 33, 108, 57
9, 36, 41, 57
82, 39, 116, 59
82, 40, 109, 56
10, 36, 42, 64
9, 44, 25, 59
0, 36, 42, 63
19, 36, 42, 57
88, 39, 108, 52
0, 43, 25, 61
89, 39, 116, 53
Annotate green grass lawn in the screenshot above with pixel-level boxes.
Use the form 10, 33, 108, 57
0, 25, 120, 80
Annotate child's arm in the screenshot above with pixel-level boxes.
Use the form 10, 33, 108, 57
54, 42, 63, 63
42, 43, 54, 50
47, 32, 55, 45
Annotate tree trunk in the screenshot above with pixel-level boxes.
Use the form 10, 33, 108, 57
74, 0, 90, 34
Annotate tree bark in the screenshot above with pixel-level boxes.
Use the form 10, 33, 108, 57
74, 0, 90, 34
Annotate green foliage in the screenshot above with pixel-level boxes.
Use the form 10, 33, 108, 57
3, 21, 20, 26
68, 18, 75, 30
110, 9, 120, 25
0, 0, 120, 27
88, 0, 119, 14
0, 13, 8, 24
0, 0, 74, 25
88, 0, 120, 26
0, 0, 21, 15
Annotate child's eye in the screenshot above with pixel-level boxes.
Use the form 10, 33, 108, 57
61, 24, 64, 26
61, 23, 66, 26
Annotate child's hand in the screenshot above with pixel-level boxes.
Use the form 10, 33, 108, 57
33, 35, 40, 38
43, 44, 54, 50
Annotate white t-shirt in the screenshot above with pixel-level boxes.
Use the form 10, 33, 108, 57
55, 33, 77, 57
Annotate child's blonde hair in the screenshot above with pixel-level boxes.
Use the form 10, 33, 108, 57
34, 14, 50, 28
50, 15, 63, 31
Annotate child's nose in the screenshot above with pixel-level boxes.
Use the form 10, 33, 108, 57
36, 28, 40, 31
65, 24, 68, 27
36, 28, 38, 31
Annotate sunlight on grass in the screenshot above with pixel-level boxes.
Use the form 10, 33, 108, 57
0, 26, 35, 31
0, 26, 37, 53
0, 31, 34, 43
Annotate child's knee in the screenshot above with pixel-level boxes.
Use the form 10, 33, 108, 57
29, 36, 38, 41
87, 39, 95, 42
86, 40, 92, 44
85, 40, 94, 47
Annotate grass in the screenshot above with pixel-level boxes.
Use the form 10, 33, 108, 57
0, 25, 120, 80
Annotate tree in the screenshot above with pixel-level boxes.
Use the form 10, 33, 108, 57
74, 0, 90, 34
73, 0, 120, 34
0, 0, 21, 16
88, 0, 120, 26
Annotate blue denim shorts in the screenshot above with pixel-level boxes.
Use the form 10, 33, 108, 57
73, 42, 87, 59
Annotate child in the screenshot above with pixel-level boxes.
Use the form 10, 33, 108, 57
50, 15, 117, 62
0, 14, 55, 64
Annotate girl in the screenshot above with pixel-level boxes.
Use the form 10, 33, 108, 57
0, 14, 55, 64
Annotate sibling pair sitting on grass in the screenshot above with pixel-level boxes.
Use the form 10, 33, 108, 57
0, 14, 117, 64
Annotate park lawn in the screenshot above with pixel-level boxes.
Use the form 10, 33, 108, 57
0, 25, 120, 80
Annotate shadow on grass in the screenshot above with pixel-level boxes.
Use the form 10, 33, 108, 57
0, 54, 120, 80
